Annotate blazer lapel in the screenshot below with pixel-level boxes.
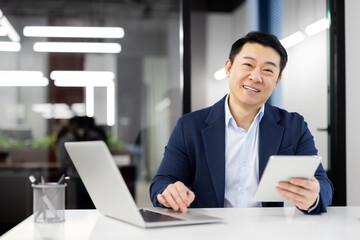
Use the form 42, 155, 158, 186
258, 103, 284, 179
201, 96, 226, 207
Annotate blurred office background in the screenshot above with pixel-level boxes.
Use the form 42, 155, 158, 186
0, 0, 358, 235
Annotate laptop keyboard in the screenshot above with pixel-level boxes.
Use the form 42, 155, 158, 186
139, 209, 184, 222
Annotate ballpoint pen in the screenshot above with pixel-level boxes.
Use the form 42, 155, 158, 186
40, 176, 46, 221
57, 174, 65, 184
29, 175, 38, 185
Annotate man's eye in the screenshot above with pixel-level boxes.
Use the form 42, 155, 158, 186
264, 69, 273, 73
244, 63, 252, 67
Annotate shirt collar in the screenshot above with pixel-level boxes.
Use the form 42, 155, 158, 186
224, 94, 265, 128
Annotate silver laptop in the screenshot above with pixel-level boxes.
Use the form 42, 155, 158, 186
64, 141, 223, 228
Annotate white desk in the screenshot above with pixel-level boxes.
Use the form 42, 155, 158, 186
1, 207, 360, 240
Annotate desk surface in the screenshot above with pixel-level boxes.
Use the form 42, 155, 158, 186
1, 207, 360, 240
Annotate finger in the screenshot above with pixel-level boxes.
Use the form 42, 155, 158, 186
175, 182, 193, 207
281, 182, 311, 197
290, 177, 319, 192
277, 187, 313, 210
276, 186, 304, 202
169, 186, 188, 213
187, 190, 195, 205
157, 194, 170, 208
162, 188, 180, 211
280, 192, 307, 209
289, 178, 312, 189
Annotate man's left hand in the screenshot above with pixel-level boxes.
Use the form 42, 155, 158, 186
276, 176, 320, 210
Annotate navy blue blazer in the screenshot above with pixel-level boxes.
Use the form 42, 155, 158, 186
150, 96, 333, 214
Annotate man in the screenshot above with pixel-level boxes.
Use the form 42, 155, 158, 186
150, 31, 333, 214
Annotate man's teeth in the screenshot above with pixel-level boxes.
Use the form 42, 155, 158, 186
243, 85, 260, 92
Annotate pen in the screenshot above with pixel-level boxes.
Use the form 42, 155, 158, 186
57, 174, 65, 184
57, 174, 70, 185
29, 175, 38, 185
40, 176, 46, 221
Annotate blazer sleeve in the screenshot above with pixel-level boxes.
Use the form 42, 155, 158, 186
295, 116, 334, 214
149, 118, 193, 207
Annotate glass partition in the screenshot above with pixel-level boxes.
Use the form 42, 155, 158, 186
0, 0, 181, 232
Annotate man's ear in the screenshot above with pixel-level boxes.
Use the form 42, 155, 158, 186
225, 59, 232, 78
275, 74, 282, 86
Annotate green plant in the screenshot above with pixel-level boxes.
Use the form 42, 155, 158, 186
0, 131, 58, 151
0, 132, 25, 151
106, 131, 128, 150
30, 132, 58, 151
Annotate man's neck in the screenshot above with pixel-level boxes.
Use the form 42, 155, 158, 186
228, 97, 262, 132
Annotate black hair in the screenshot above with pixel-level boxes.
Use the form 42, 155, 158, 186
229, 31, 288, 75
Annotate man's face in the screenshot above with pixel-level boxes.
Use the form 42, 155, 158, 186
225, 42, 282, 111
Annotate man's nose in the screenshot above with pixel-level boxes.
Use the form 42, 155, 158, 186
248, 69, 262, 83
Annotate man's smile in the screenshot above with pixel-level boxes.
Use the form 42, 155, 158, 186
243, 85, 260, 93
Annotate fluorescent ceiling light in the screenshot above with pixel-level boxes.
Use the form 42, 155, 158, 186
50, 71, 114, 81
50, 70, 115, 126
0, 77, 48, 87
106, 82, 115, 126
305, 18, 330, 36
33, 42, 121, 53
0, 71, 48, 86
214, 68, 227, 81
24, 26, 124, 38
0, 26, 6, 36
155, 98, 171, 112
54, 79, 113, 87
86, 87, 94, 117
0, 41, 21, 52
32, 103, 74, 119
32, 103, 69, 113
280, 31, 305, 49
71, 103, 86, 116
0, 10, 20, 42
0, 70, 44, 78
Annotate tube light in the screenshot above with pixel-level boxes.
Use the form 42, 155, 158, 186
214, 68, 227, 81
32, 103, 74, 119
155, 98, 171, 112
0, 71, 43, 78
0, 71, 48, 86
24, 26, 124, 39
0, 41, 21, 51
0, 77, 48, 87
33, 42, 121, 53
50, 71, 115, 81
305, 18, 330, 36
280, 31, 305, 49
0, 10, 20, 42
0, 26, 6, 36
50, 70, 115, 126
86, 86, 94, 117
54, 79, 112, 87
106, 81, 115, 126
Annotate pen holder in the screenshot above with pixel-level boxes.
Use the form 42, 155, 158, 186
32, 183, 67, 223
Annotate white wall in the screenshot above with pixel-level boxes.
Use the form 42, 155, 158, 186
191, 2, 249, 111
345, 0, 360, 206
281, 0, 328, 170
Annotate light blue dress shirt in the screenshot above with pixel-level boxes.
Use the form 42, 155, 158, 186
224, 94, 264, 208
223, 94, 320, 211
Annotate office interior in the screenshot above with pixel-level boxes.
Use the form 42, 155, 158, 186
0, 0, 358, 236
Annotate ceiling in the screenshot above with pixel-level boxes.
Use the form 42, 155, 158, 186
0, 0, 245, 19
0, 0, 180, 19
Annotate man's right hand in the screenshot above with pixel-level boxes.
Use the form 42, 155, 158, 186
156, 181, 195, 213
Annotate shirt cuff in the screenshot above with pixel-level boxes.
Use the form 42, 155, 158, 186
307, 194, 320, 213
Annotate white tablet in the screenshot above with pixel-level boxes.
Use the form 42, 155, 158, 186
253, 155, 321, 202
